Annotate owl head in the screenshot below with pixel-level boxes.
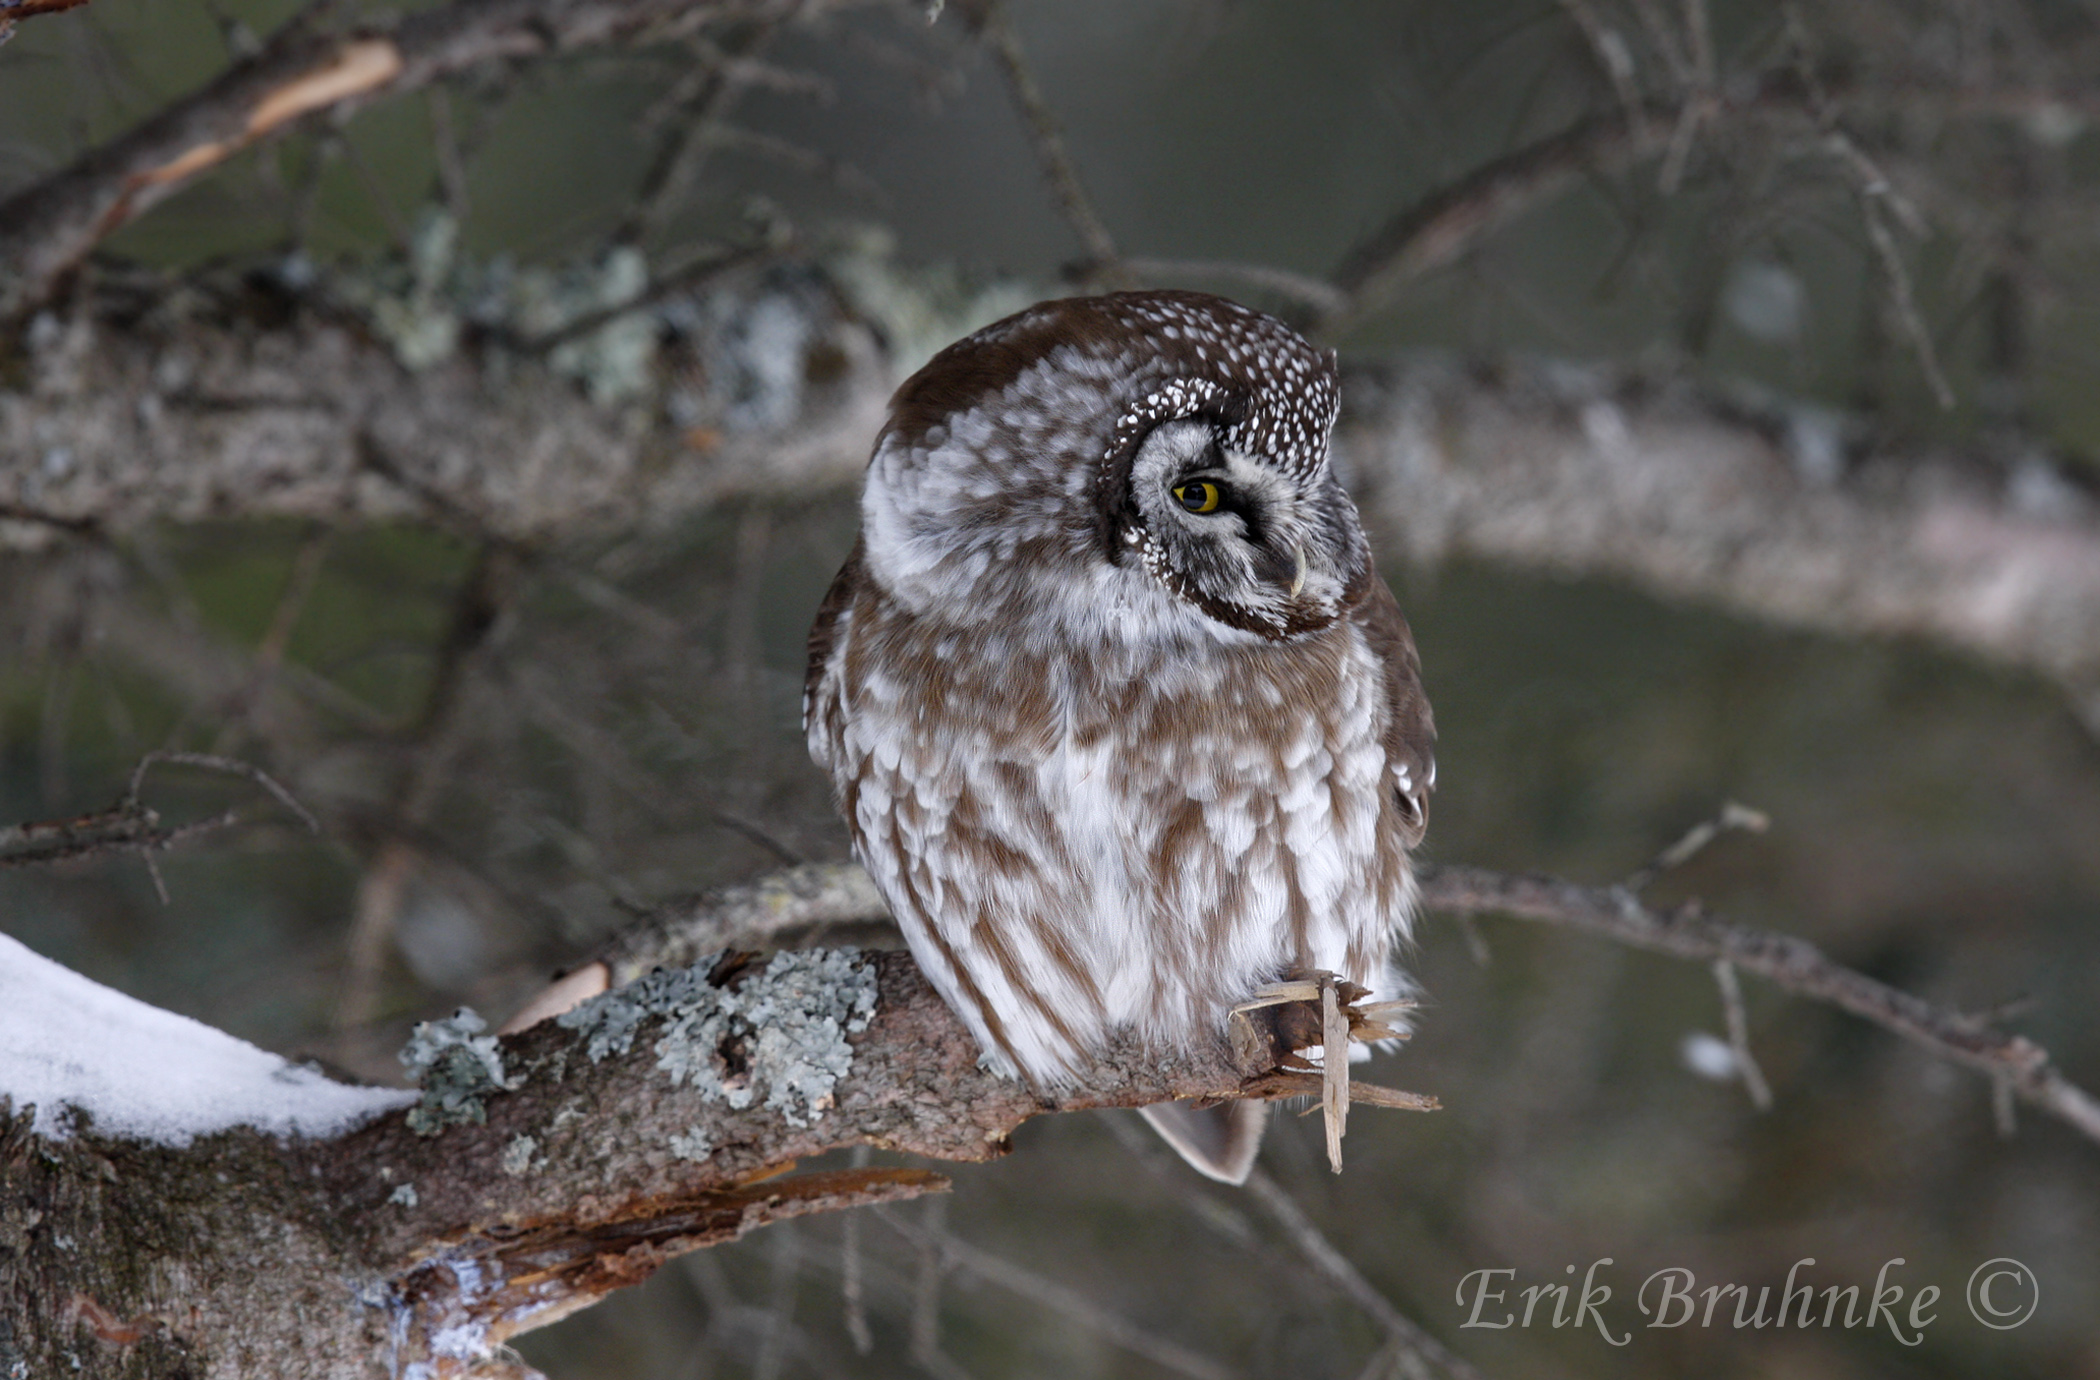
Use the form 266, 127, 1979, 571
861, 290, 1369, 643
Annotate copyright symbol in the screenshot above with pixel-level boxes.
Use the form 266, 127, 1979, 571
1966, 1258, 2039, 1329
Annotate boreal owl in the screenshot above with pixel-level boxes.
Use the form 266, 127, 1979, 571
804, 290, 1434, 1183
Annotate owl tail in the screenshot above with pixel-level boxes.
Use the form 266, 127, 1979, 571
1138, 1100, 1270, 1185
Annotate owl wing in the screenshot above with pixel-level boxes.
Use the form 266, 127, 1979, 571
803, 538, 866, 770
1349, 568, 1436, 846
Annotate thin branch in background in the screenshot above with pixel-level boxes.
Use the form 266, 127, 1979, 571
1711, 958, 1774, 1110
702, 125, 890, 203
1779, 6, 1955, 410
840, 1148, 874, 1355
516, 240, 778, 353
1325, 101, 1673, 328
1241, 1170, 1483, 1380
125, 750, 320, 834
1625, 0, 1693, 87
1654, 0, 1716, 198
752, 1221, 800, 1380
1655, 93, 1707, 195
0, 0, 91, 47
0, 748, 312, 903
285, 130, 338, 256
338, 544, 516, 1028
1458, 913, 1493, 967
1682, 0, 1714, 92
626, 20, 788, 246
1556, 0, 1649, 146
906, 1193, 944, 1369
335, 123, 413, 254
1623, 799, 1769, 892
425, 86, 469, 220
875, 1206, 1236, 1380
1854, 181, 1956, 410
1418, 864, 2100, 1148
1124, 257, 1353, 319
211, 526, 333, 756
970, 0, 1125, 286
0, 502, 104, 539
902, 1196, 975, 1380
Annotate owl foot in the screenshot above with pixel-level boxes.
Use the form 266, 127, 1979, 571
1229, 972, 1424, 1173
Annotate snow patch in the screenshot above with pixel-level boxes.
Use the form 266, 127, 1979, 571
0, 931, 415, 1146
1680, 1031, 1740, 1081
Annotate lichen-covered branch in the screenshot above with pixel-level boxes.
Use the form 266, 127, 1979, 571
0, 945, 1302, 1379
11, 263, 2100, 739
8, 846, 2095, 1375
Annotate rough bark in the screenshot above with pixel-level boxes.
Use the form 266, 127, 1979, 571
8, 268, 2100, 724
0, 947, 1294, 1379
7, 853, 2093, 1377
1331, 358, 2100, 724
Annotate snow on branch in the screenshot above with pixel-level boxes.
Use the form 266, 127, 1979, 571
2, 840, 2092, 1374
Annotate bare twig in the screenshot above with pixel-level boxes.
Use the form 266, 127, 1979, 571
840, 1149, 874, 1355
1854, 183, 1956, 410
1778, 9, 1955, 409
1124, 256, 1352, 319
1418, 864, 2100, 1147
339, 545, 516, 1027
210, 527, 334, 756
626, 20, 791, 245
1711, 959, 1773, 1111
1327, 101, 1677, 325
1623, 800, 1768, 892
0, 749, 310, 903
0, 502, 104, 539
1242, 1171, 1483, 1380
752, 1221, 800, 1380
0, 0, 813, 319
0, 0, 91, 46
516, 240, 779, 353
968, 0, 1123, 285
1556, 0, 1650, 146
876, 1207, 1236, 1380
126, 749, 320, 834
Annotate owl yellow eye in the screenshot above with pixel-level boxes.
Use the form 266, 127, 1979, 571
1172, 480, 1222, 514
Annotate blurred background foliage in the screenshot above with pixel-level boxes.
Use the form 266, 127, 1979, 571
3, 1, 2099, 1377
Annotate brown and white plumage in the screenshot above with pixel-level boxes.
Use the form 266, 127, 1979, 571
805, 291, 1434, 1182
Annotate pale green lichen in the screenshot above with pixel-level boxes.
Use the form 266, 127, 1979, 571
388, 1182, 419, 1208
500, 1134, 540, 1177
399, 1008, 521, 1137
667, 1127, 713, 1162
557, 948, 877, 1128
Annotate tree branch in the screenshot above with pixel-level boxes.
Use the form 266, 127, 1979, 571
0, 941, 1349, 1378
8, 846, 2095, 1374
15, 262, 2100, 725
1416, 863, 2100, 1147
1334, 355, 2100, 730
0, 0, 818, 320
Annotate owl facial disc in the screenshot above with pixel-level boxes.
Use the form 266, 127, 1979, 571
1123, 416, 1352, 639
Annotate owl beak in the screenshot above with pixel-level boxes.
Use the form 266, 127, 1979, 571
1287, 545, 1307, 599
